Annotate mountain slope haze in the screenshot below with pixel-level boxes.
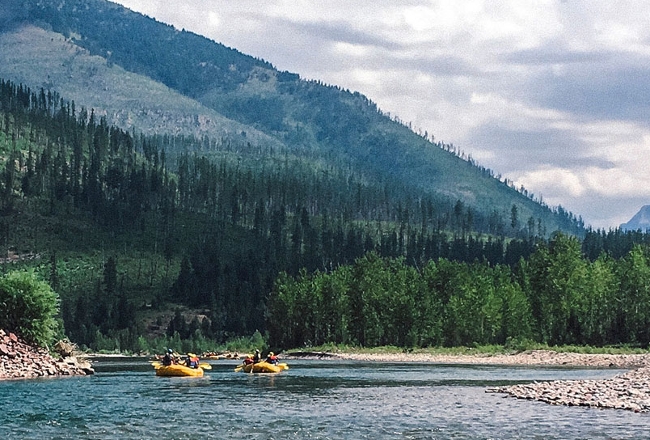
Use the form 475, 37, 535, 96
0, 0, 584, 236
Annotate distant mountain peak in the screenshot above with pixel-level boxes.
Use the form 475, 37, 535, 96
620, 205, 650, 231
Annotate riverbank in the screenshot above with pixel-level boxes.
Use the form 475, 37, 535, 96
286, 349, 650, 368
0, 329, 94, 380
287, 349, 650, 412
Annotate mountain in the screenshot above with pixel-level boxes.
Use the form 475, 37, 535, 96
0, 0, 584, 237
620, 206, 650, 232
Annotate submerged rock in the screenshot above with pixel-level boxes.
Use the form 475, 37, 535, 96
0, 329, 94, 380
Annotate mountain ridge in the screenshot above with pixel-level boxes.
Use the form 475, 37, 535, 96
0, 0, 585, 236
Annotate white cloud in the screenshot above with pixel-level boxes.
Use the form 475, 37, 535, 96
519, 167, 586, 198
207, 12, 219, 28
332, 42, 369, 57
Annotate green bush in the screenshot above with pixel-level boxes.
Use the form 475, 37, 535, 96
0, 270, 60, 347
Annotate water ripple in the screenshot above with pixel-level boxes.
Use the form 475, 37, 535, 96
0, 360, 646, 439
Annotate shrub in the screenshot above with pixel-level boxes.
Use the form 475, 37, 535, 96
0, 270, 60, 347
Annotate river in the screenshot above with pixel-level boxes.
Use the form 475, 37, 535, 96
1, 358, 648, 439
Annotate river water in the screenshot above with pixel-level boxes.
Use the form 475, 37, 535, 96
1, 358, 648, 439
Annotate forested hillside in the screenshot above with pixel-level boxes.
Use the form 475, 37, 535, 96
2, 79, 650, 353
0, 0, 586, 238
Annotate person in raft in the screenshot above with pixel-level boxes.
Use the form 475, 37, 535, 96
162, 348, 175, 366
252, 349, 261, 363
185, 353, 200, 368
265, 351, 279, 365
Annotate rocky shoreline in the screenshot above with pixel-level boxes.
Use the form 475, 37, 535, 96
487, 366, 650, 413
0, 329, 94, 380
288, 349, 650, 412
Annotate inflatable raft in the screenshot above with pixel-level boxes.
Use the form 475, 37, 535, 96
155, 364, 204, 377
239, 361, 289, 373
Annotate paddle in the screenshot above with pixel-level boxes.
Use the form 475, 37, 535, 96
233, 362, 255, 373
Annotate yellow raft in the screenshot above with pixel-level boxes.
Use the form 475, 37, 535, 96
240, 361, 289, 373
155, 364, 204, 377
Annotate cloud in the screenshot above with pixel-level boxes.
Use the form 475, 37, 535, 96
533, 64, 650, 124
467, 126, 597, 170
504, 43, 614, 66
267, 18, 405, 51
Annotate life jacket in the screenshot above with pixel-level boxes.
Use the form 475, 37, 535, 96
243, 357, 254, 365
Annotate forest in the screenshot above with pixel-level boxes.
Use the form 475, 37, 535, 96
1, 78, 650, 353
268, 234, 650, 350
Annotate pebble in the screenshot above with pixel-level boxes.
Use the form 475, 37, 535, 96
486, 366, 650, 413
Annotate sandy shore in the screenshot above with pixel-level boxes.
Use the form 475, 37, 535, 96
287, 349, 650, 368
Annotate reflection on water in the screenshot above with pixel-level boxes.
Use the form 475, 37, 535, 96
0, 358, 647, 439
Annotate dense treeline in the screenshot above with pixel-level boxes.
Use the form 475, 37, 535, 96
268, 234, 650, 349
582, 227, 650, 261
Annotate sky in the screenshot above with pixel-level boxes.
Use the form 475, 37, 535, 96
110, 0, 650, 230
